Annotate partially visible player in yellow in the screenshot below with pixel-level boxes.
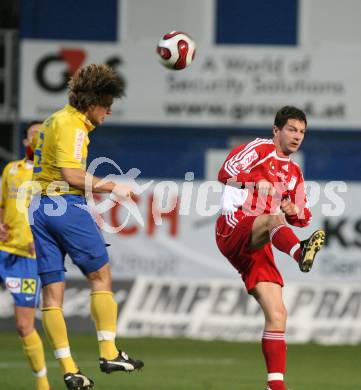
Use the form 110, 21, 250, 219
30, 64, 143, 390
0, 122, 51, 390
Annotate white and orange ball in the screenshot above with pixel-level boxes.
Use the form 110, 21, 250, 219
156, 31, 196, 70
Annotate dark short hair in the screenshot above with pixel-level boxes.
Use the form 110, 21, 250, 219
274, 106, 307, 129
68, 63, 125, 112
23, 120, 43, 139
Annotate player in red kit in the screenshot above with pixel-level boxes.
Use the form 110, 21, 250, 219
215, 106, 325, 390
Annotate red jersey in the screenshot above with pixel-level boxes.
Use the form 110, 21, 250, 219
218, 138, 311, 228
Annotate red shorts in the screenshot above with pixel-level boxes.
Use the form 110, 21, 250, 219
215, 214, 284, 292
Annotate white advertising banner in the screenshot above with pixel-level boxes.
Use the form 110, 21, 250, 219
2, 278, 359, 344
117, 278, 361, 344
20, 40, 361, 129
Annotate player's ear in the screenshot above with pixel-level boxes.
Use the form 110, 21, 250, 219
272, 125, 278, 136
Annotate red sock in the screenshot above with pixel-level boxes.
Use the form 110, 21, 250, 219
266, 381, 286, 390
269, 224, 301, 260
262, 331, 287, 390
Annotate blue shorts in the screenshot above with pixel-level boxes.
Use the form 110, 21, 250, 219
30, 195, 108, 284
0, 250, 41, 308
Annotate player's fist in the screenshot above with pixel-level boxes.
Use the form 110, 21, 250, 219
280, 199, 299, 216
111, 183, 134, 202
256, 180, 275, 196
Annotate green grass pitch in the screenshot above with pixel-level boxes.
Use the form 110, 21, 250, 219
0, 332, 359, 390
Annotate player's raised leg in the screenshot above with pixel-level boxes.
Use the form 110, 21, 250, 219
87, 263, 144, 373
250, 213, 325, 272
251, 282, 287, 390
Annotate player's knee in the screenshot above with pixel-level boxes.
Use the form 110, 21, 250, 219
87, 268, 110, 282
87, 265, 112, 290
267, 214, 285, 230
16, 317, 34, 337
270, 305, 287, 327
41, 276, 65, 307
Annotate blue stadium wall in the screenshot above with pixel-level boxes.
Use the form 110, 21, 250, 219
20, 0, 361, 180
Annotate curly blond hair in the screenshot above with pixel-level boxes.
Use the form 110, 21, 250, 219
68, 64, 125, 112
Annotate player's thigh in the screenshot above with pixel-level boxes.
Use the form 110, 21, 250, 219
42, 281, 65, 307
30, 203, 66, 275
240, 244, 284, 292
216, 215, 256, 260
251, 281, 287, 322
249, 214, 285, 249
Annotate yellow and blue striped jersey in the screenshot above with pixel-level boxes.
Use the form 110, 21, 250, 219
33, 105, 94, 196
0, 159, 35, 258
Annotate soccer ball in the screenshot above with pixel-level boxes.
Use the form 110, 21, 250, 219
156, 31, 196, 70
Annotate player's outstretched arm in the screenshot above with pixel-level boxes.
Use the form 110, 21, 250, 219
61, 167, 133, 201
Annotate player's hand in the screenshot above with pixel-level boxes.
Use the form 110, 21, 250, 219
280, 199, 299, 216
111, 183, 134, 202
256, 180, 275, 196
28, 242, 36, 256
0, 223, 9, 241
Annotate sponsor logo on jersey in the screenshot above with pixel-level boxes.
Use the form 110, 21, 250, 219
269, 160, 276, 171
74, 129, 85, 161
5, 277, 21, 293
237, 149, 258, 170
22, 278, 37, 294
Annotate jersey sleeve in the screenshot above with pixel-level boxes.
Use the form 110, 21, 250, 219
55, 123, 87, 169
0, 163, 10, 209
218, 139, 271, 186
285, 169, 312, 227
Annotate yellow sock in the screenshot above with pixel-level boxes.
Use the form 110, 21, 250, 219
42, 307, 78, 374
36, 376, 50, 390
91, 291, 118, 360
21, 330, 50, 390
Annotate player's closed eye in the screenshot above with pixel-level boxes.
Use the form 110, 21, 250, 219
102, 104, 112, 113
